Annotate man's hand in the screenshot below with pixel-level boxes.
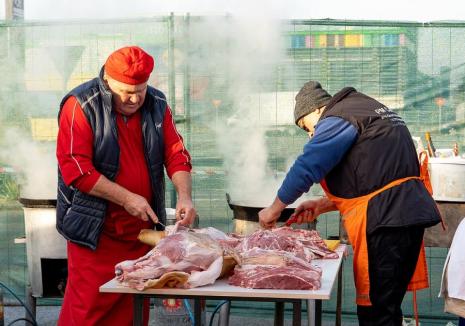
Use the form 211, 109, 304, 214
171, 171, 196, 226
123, 192, 159, 224
88, 175, 159, 224
293, 197, 336, 224
258, 206, 281, 229
259, 196, 287, 229
176, 198, 196, 226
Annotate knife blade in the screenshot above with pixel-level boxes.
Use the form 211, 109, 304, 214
282, 213, 298, 227
155, 220, 166, 229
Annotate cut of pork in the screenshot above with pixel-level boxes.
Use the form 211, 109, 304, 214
115, 231, 223, 290
228, 265, 321, 290
238, 228, 315, 262
229, 247, 322, 290
271, 227, 339, 259
240, 248, 321, 273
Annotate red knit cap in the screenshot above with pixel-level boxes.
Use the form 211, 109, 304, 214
104, 46, 154, 85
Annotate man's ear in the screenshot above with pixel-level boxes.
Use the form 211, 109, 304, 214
102, 74, 111, 89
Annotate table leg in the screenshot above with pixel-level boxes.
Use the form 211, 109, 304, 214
218, 301, 231, 326
274, 302, 285, 326
133, 295, 144, 326
336, 263, 343, 326
315, 300, 322, 326
306, 300, 315, 326
292, 300, 302, 326
194, 299, 202, 326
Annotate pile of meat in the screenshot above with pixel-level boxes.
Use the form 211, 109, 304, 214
115, 230, 224, 290
228, 248, 322, 290
115, 225, 338, 291
228, 227, 338, 290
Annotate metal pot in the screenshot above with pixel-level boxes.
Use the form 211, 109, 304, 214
19, 197, 57, 208
226, 193, 295, 223
226, 193, 318, 236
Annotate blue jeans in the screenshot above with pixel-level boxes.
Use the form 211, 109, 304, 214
459, 317, 465, 326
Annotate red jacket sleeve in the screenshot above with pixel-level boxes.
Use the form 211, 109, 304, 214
163, 105, 192, 178
56, 96, 101, 192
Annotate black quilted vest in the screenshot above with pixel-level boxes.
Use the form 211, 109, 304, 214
56, 68, 167, 250
321, 87, 440, 233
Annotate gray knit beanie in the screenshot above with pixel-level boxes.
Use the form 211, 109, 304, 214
294, 81, 332, 125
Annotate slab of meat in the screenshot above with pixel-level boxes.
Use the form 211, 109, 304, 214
271, 227, 339, 259
240, 248, 321, 272
238, 228, 315, 262
229, 248, 322, 290
115, 231, 223, 290
193, 227, 242, 250
229, 265, 321, 290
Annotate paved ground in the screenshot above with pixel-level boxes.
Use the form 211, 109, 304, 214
3, 304, 461, 326
3, 305, 358, 326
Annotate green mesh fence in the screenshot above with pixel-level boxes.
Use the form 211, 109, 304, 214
0, 17, 464, 323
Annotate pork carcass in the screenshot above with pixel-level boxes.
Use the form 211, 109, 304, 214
115, 230, 223, 290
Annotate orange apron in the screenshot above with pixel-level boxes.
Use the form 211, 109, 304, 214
320, 151, 435, 306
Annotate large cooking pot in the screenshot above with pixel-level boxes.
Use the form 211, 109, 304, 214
226, 193, 315, 223
19, 197, 57, 208
226, 193, 322, 223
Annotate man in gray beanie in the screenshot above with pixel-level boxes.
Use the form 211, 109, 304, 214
294, 81, 332, 126
259, 81, 441, 326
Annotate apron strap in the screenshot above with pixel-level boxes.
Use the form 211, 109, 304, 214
419, 150, 446, 231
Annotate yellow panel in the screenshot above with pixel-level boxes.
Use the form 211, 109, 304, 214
319, 34, 327, 47
324, 239, 341, 251
30, 118, 58, 141
345, 34, 362, 47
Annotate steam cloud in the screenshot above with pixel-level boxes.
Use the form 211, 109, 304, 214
0, 128, 57, 199
188, 15, 319, 205
0, 10, 317, 206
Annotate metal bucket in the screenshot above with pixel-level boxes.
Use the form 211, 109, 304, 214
152, 208, 205, 325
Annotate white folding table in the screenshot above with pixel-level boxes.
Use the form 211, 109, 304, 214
100, 245, 346, 326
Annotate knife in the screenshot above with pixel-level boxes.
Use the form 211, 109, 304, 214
282, 213, 298, 227
282, 208, 314, 227
155, 220, 166, 230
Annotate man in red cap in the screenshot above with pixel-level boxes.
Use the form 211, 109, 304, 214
56, 46, 196, 325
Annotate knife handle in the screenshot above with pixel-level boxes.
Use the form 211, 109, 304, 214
284, 214, 299, 226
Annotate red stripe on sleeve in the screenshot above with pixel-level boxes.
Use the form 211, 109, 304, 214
163, 105, 192, 178
56, 96, 101, 191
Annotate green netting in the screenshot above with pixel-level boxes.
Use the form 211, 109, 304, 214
0, 17, 464, 323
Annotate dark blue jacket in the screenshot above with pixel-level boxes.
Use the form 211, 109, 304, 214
56, 68, 167, 250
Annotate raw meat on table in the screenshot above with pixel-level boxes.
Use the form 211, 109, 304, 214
229, 248, 323, 290
115, 230, 223, 290
271, 227, 340, 259
237, 227, 338, 261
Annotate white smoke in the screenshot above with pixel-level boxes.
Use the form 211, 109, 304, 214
0, 128, 57, 199
185, 15, 308, 204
